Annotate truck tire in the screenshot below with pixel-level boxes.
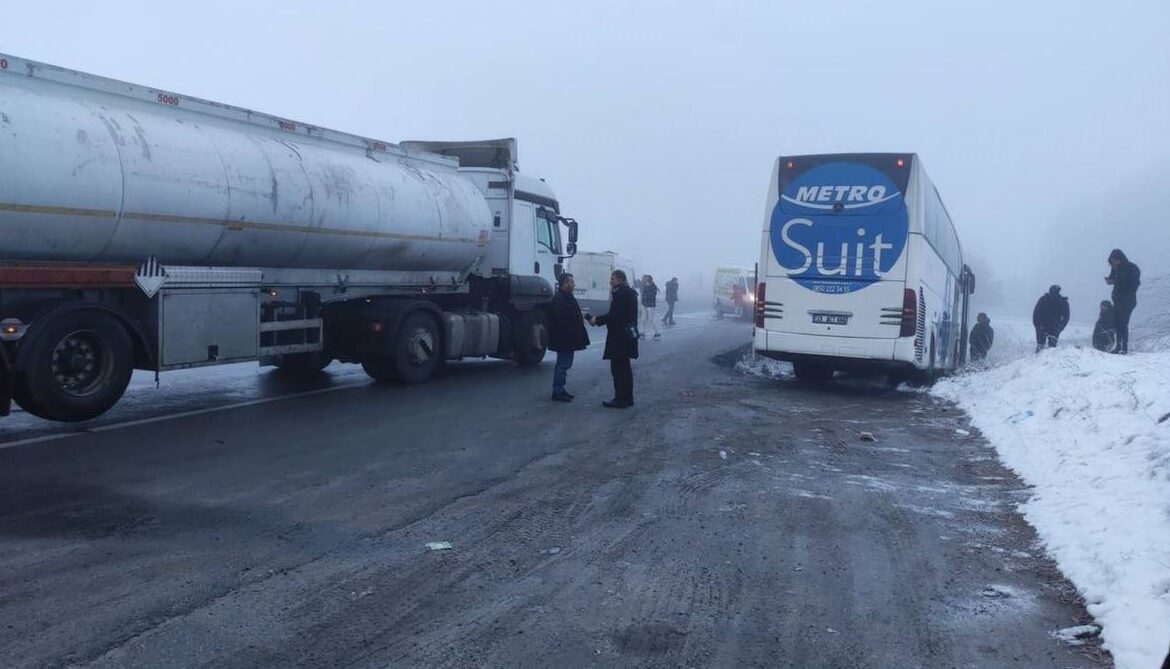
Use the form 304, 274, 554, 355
13, 310, 134, 422
792, 361, 834, 382
513, 311, 548, 367
362, 311, 440, 385
274, 352, 332, 376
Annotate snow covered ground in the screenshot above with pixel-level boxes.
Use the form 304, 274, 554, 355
935, 346, 1170, 669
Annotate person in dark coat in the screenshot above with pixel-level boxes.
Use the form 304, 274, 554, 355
1092, 300, 1117, 353
969, 313, 994, 362
662, 277, 679, 326
588, 269, 639, 408
1032, 285, 1070, 352
548, 273, 590, 402
1105, 249, 1141, 354
640, 275, 661, 339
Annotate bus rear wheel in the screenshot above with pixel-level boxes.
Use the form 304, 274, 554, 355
792, 361, 834, 382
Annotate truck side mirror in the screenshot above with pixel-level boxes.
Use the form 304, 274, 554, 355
566, 241, 577, 257
560, 217, 579, 244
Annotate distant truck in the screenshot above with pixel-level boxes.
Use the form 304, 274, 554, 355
0, 54, 579, 422
713, 267, 755, 320
565, 251, 638, 316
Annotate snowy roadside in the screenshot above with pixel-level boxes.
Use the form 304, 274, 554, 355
934, 348, 1170, 669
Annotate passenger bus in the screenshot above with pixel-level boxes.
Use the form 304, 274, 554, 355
753, 153, 974, 382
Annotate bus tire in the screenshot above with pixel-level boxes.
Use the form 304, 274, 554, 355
792, 361, 834, 382
15, 309, 134, 422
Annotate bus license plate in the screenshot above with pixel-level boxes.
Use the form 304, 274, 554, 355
812, 313, 850, 325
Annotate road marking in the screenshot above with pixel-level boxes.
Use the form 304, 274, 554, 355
0, 381, 367, 451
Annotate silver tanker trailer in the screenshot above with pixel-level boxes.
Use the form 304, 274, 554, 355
0, 53, 579, 422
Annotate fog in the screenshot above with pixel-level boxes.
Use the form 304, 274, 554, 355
3, 0, 1167, 323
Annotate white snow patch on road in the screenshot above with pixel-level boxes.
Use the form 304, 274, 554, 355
934, 347, 1170, 669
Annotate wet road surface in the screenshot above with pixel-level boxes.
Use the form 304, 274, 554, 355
0, 314, 1109, 668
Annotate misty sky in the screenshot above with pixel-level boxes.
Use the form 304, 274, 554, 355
3, 0, 1167, 322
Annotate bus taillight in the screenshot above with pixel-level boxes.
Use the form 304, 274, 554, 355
754, 283, 766, 328
899, 288, 917, 337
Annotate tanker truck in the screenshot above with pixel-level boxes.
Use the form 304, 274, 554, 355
0, 53, 579, 422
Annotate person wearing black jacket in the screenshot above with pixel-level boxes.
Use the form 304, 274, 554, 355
662, 277, 679, 326
969, 313, 994, 362
640, 275, 661, 340
1032, 285, 1070, 352
1105, 249, 1141, 354
588, 269, 639, 408
548, 273, 590, 402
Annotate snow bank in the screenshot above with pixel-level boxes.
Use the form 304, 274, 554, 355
934, 348, 1170, 669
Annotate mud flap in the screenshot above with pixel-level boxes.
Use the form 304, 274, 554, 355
0, 344, 12, 417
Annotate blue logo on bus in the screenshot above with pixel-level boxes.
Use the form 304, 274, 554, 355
770, 162, 908, 294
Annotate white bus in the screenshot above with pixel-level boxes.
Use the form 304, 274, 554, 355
753, 153, 974, 382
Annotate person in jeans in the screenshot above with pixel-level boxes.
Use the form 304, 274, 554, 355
640, 274, 661, 339
548, 273, 589, 402
662, 277, 679, 326
588, 270, 639, 408
1105, 248, 1141, 354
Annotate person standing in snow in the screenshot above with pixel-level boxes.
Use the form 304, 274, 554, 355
587, 270, 639, 408
1032, 285, 1070, 352
662, 277, 679, 326
1092, 300, 1117, 353
1104, 249, 1141, 354
639, 275, 661, 340
968, 313, 994, 362
547, 273, 590, 403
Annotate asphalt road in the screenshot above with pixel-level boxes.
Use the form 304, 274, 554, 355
0, 313, 1109, 668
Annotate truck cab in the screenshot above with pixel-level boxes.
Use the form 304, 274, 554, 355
401, 139, 576, 290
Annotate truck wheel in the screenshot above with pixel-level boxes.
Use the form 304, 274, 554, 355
513, 311, 548, 367
14, 310, 134, 422
363, 311, 440, 385
274, 352, 332, 376
792, 361, 834, 382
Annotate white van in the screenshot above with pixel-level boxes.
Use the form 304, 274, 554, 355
566, 251, 638, 316
714, 267, 754, 320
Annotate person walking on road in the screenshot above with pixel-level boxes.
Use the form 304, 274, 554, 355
587, 270, 639, 408
1093, 300, 1117, 353
548, 273, 589, 402
1105, 248, 1141, 354
1032, 285, 1070, 352
969, 312, 994, 362
662, 277, 679, 326
640, 274, 661, 340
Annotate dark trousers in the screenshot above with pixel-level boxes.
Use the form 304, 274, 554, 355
1035, 327, 1059, 351
609, 357, 633, 403
1114, 299, 1136, 352
552, 350, 574, 393
662, 301, 676, 324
